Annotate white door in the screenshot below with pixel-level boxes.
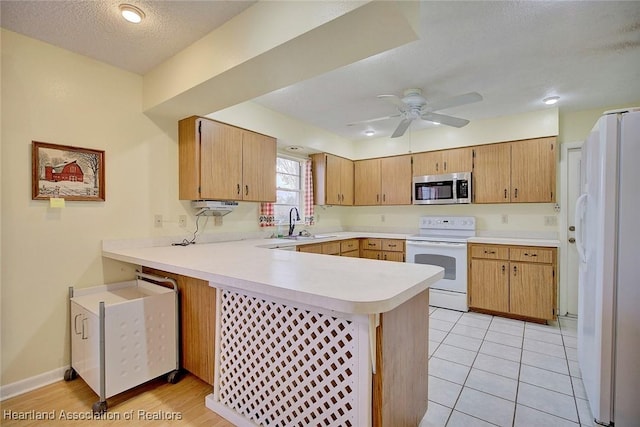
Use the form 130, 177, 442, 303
566, 147, 582, 315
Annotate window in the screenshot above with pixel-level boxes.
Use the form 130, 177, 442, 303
275, 156, 304, 223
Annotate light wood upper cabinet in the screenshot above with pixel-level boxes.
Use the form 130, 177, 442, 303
412, 147, 472, 176
178, 116, 276, 202
510, 137, 556, 203
354, 158, 381, 205
472, 143, 511, 203
472, 137, 556, 204
311, 153, 353, 205
354, 155, 412, 205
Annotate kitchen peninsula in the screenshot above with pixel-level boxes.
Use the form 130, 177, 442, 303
102, 235, 444, 427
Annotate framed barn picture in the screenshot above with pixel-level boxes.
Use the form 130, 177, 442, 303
32, 141, 105, 201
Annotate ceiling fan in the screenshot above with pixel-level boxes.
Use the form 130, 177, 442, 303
348, 88, 483, 138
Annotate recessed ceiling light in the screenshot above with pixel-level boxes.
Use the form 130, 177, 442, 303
119, 4, 145, 24
543, 96, 560, 105
364, 130, 376, 136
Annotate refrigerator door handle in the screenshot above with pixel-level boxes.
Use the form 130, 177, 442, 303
574, 193, 588, 263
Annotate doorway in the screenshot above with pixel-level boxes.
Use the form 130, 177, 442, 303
559, 141, 583, 316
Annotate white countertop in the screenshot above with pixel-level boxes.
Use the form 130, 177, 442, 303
102, 232, 443, 315
468, 236, 560, 247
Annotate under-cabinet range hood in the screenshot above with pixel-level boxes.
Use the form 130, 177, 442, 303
191, 200, 238, 216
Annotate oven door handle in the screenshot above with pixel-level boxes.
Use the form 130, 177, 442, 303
406, 241, 467, 248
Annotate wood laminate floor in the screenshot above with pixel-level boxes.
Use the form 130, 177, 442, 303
1, 373, 234, 426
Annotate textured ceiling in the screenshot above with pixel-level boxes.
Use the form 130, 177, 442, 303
0, 0, 256, 74
2, 1, 639, 140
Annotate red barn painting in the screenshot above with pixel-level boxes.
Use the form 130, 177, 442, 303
45, 160, 84, 183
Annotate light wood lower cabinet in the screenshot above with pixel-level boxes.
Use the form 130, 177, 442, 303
297, 238, 405, 262
361, 238, 405, 262
468, 244, 557, 321
142, 267, 215, 385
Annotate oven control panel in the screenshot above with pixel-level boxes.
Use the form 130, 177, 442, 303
419, 216, 476, 231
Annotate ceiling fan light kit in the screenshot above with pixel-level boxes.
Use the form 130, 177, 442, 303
349, 88, 483, 138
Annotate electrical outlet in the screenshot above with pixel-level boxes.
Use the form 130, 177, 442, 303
179, 215, 187, 228
154, 214, 163, 227
501, 214, 508, 224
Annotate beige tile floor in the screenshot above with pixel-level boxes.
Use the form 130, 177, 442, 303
421, 307, 594, 427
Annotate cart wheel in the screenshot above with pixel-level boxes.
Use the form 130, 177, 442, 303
92, 400, 107, 414
167, 370, 181, 384
63, 368, 77, 382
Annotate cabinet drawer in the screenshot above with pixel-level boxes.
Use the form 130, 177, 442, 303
471, 245, 509, 260
510, 247, 554, 264
341, 249, 360, 258
322, 242, 341, 255
340, 239, 360, 253
298, 244, 322, 254
382, 239, 404, 252
362, 239, 382, 250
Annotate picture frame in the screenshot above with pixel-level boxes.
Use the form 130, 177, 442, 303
32, 141, 105, 201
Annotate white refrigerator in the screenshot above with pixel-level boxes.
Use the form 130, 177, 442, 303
574, 108, 640, 426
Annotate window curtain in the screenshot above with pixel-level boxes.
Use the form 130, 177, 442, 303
304, 159, 315, 226
259, 202, 275, 227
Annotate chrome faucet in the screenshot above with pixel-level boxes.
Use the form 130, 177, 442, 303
288, 207, 300, 236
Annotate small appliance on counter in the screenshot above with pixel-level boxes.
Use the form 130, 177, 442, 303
406, 216, 476, 311
413, 172, 471, 205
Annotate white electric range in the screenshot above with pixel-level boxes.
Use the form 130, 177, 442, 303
405, 216, 476, 312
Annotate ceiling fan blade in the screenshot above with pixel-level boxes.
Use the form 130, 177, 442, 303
422, 112, 470, 128
428, 92, 483, 112
391, 118, 413, 138
347, 114, 402, 126
377, 94, 407, 110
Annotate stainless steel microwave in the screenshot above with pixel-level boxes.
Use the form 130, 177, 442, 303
413, 172, 472, 205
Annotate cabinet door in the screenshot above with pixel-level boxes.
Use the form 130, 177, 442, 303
242, 131, 276, 202
361, 249, 381, 260
200, 120, 243, 200
442, 147, 473, 173
354, 159, 381, 205
510, 137, 556, 203
325, 154, 343, 205
340, 156, 354, 205
412, 151, 442, 176
469, 259, 509, 312
70, 302, 86, 376
473, 143, 511, 203
381, 155, 412, 205
509, 262, 555, 320
381, 251, 404, 262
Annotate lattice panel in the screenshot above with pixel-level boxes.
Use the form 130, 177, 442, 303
218, 290, 359, 426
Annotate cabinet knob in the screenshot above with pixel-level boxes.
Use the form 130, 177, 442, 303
502, 265, 506, 273
513, 265, 518, 275
245, 185, 249, 196
383, 194, 386, 202
504, 189, 508, 199
568, 237, 576, 243
514, 188, 519, 198
237, 184, 241, 195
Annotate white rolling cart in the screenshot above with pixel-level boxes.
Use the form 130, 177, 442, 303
64, 272, 180, 413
